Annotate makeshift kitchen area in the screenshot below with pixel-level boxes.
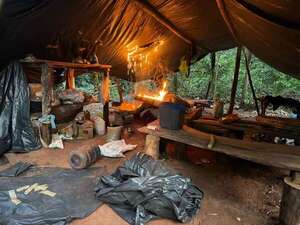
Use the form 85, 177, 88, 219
0, 1, 300, 225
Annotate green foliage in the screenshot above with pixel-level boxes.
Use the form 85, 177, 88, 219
176, 48, 300, 107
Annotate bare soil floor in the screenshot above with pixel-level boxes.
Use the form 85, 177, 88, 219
1, 123, 286, 225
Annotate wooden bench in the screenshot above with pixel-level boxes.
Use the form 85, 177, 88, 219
138, 123, 300, 225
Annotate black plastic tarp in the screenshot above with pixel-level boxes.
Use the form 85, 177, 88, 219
95, 153, 203, 225
0, 166, 106, 225
0, 162, 33, 177
1, 1, 300, 80
0, 61, 41, 156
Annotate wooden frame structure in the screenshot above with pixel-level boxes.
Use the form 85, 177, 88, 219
23, 59, 112, 127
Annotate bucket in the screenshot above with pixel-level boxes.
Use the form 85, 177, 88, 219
106, 126, 123, 142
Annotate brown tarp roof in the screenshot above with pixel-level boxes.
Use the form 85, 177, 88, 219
0, 0, 299, 80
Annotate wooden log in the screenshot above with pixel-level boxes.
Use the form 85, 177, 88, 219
144, 134, 160, 159
279, 174, 300, 225
228, 46, 242, 114
192, 118, 299, 139
41, 63, 52, 116
40, 122, 52, 146
138, 123, 300, 171
243, 48, 260, 115
102, 69, 110, 128
66, 68, 75, 89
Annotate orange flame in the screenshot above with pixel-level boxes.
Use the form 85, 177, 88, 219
137, 81, 168, 101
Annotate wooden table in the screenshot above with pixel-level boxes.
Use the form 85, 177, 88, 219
139, 123, 300, 225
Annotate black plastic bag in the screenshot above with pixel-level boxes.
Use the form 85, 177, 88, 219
0, 61, 41, 155
0, 166, 106, 225
0, 162, 33, 177
95, 153, 203, 225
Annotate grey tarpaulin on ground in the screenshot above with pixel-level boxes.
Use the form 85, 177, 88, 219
0, 61, 41, 155
95, 152, 203, 225
0, 162, 33, 177
0, 166, 106, 225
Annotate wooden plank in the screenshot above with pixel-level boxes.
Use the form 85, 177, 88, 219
138, 124, 300, 171
23, 59, 111, 70
41, 64, 52, 116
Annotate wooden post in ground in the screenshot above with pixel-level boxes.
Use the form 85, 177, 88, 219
144, 134, 160, 159
210, 52, 218, 99
243, 48, 260, 115
280, 172, 300, 225
102, 68, 110, 128
115, 78, 124, 103
66, 68, 75, 89
41, 63, 52, 116
228, 46, 242, 114
205, 52, 216, 99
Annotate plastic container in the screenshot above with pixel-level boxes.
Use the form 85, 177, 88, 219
159, 103, 186, 130
106, 126, 123, 142
92, 116, 106, 136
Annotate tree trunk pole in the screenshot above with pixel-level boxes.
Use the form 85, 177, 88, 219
206, 52, 216, 99
228, 46, 242, 114
102, 68, 110, 129
115, 78, 124, 103
243, 48, 260, 115
41, 63, 52, 116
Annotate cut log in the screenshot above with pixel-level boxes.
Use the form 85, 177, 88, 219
279, 175, 300, 225
144, 134, 160, 159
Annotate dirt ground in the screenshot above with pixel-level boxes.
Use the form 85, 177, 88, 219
1, 123, 287, 225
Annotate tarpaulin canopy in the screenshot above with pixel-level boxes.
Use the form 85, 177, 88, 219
0, 0, 299, 80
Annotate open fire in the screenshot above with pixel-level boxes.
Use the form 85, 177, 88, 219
136, 81, 168, 102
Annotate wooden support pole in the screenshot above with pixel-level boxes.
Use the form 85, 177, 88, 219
228, 46, 242, 114
41, 63, 52, 116
280, 172, 300, 225
243, 48, 260, 115
102, 68, 110, 128
66, 68, 75, 89
209, 52, 218, 99
145, 134, 160, 160
115, 78, 124, 103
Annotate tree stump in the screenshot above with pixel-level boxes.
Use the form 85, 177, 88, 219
145, 135, 160, 160
279, 175, 300, 225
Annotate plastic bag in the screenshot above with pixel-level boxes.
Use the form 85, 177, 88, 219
99, 139, 137, 157
95, 153, 203, 225
0, 61, 41, 156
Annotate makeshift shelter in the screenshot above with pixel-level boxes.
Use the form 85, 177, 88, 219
0, 1, 300, 225
0, 0, 299, 80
